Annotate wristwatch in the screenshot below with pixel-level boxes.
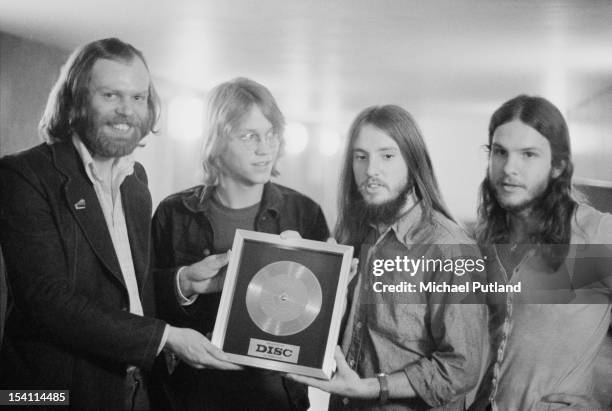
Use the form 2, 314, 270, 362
376, 372, 389, 404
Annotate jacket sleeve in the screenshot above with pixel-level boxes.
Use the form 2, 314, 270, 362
151, 201, 205, 328
0, 162, 166, 371
0, 246, 7, 348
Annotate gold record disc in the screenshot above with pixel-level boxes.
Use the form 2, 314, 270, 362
246, 261, 322, 336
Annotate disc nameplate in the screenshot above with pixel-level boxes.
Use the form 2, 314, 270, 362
248, 338, 300, 363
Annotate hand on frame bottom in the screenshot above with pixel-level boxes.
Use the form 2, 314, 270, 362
165, 326, 242, 370
286, 346, 376, 399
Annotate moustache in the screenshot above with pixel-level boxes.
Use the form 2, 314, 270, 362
107, 115, 143, 128
360, 178, 387, 189
494, 177, 526, 189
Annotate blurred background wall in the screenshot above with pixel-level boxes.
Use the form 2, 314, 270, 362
1, 1, 611, 407
1, 29, 610, 227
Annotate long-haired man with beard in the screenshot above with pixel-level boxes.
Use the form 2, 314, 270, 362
471, 95, 612, 410
0, 38, 238, 411
290, 105, 486, 410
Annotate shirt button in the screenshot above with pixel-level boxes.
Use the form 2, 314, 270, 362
342, 398, 349, 405
356, 321, 362, 329
348, 359, 355, 367
203, 249, 211, 256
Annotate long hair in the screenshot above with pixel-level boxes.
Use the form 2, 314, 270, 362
334, 105, 454, 248
201, 77, 285, 186
476, 95, 578, 269
39, 38, 160, 143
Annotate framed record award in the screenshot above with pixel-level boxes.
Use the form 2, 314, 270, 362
212, 229, 353, 379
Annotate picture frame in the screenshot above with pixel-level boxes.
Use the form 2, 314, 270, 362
212, 229, 353, 379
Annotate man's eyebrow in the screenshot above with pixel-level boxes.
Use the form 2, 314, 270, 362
352, 147, 399, 152
237, 127, 272, 132
94, 86, 149, 93
491, 142, 543, 151
490, 142, 507, 150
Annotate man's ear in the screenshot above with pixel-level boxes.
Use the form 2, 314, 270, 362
551, 160, 566, 179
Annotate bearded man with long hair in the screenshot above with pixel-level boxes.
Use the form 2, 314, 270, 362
0, 38, 237, 411
290, 105, 486, 410
471, 95, 612, 410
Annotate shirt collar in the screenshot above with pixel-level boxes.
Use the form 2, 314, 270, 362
72, 135, 135, 186
372, 195, 423, 247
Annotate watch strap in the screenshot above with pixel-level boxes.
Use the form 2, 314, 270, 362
376, 372, 389, 404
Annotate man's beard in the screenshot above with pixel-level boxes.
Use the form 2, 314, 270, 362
489, 175, 550, 214
353, 182, 413, 226
75, 107, 148, 158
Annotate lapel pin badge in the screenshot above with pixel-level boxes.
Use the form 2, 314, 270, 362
74, 199, 86, 210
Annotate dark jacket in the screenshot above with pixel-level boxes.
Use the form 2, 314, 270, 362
0, 142, 167, 410
0, 247, 6, 349
152, 183, 330, 411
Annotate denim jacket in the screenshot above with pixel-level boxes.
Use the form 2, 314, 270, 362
152, 182, 329, 410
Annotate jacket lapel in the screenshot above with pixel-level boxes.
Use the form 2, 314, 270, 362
52, 142, 126, 288
121, 166, 151, 290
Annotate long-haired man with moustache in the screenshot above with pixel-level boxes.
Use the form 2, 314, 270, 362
471, 95, 612, 410
0, 38, 238, 411
290, 105, 486, 410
